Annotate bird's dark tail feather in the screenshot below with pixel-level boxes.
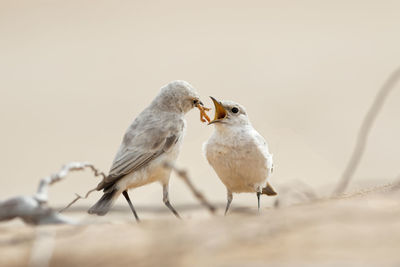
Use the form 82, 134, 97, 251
88, 189, 118, 216
262, 183, 278, 196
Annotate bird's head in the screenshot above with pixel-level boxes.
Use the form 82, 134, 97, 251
156, 80, 204, 114
208, 97, 250, 127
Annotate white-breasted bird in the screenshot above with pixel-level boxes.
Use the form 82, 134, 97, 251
88, 80, 206, 221
204, 97, 277, 214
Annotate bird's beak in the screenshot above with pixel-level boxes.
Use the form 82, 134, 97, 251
209, 96, 227, 124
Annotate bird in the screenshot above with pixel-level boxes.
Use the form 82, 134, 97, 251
203, 97, 277, 215
88, 80, 207, 221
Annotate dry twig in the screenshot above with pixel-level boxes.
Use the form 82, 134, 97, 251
0, 162, 106, 225
59, 188, 97, 213
333, 67, 400, 195
164, 162, 216, 213
59, 163, 106, 212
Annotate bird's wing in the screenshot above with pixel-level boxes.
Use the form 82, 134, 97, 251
109, 133, 178, 178
97, 117, 182, 191
252, 130, 273, 171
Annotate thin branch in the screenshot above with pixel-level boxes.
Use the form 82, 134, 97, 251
164, 162, 216, 214
34, 162, 106, 203
0, 162, 106, 225
58, 163, 107, 212
59, 188, 97, 213
333, 67, 400, 196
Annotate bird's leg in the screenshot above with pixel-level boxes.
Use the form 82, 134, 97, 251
122, 190, 140, 222
163, 184, 181, 219
257, 191, 261, 212
225, 191, 233, 215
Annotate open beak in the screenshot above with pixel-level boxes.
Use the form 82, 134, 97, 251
209, 96, 227, 124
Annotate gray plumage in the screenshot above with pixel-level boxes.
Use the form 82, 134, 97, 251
89, 80, 202, 219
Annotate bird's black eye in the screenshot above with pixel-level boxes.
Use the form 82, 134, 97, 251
193, 99, 198, 105
231, 107, 239, 113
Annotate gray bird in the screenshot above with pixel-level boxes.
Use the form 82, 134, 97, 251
204, 97, 277, 215
88, 80, 205, 221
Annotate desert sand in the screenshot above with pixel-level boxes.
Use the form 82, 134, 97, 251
2, 186, 400, 267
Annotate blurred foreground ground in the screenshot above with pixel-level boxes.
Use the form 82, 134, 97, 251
1, 184, 400, 267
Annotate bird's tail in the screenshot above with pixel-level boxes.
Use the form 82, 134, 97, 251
88, 189, 118, 216
262, 182, 277, 196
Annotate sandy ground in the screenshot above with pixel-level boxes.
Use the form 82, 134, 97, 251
1, 185, 400, 267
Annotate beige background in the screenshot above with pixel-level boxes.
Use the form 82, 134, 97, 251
1, 0, 400, 211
